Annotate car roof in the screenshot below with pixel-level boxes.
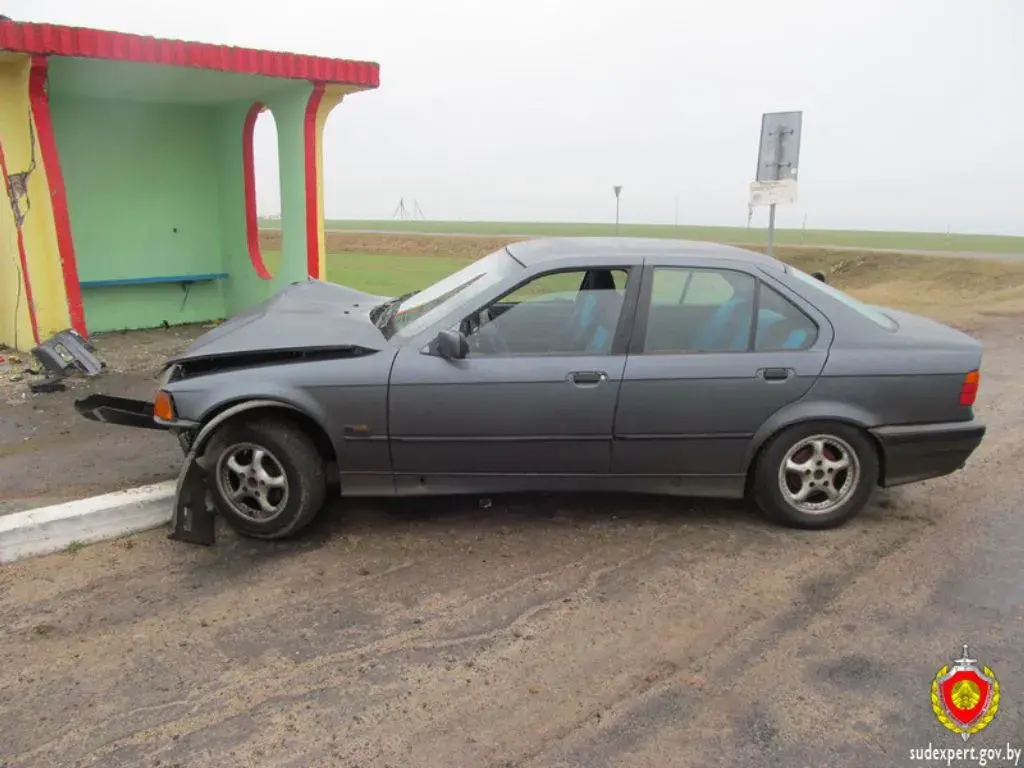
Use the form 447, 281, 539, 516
504, 237, 787, 272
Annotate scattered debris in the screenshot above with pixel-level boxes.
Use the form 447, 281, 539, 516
21, 329, 106, 394
29, 377, 67, 394
32, 329, 104, 378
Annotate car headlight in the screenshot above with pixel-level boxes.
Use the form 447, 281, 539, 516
155, 363, 180, 391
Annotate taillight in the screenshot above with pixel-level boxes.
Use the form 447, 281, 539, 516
959, 370, 980, 407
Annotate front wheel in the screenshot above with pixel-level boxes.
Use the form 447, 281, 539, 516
203, 416, 327, 540
751, 422, 878, 529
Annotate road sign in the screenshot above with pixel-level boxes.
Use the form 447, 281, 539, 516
749, 178, 798, 207
753, 110, 803, 257
755, 111, 802, 183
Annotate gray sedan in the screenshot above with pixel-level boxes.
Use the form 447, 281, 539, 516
77, 237, 986, 544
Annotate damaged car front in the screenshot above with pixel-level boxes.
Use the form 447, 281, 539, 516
75, 247, 526, 545
78, 279, 393, 544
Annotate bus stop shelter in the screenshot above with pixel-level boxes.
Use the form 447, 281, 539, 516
0, 20, 379, 351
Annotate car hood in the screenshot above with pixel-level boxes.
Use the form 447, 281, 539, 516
170, 280, 389, 363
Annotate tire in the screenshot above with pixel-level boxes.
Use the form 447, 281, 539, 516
751, 421, 878, 530
203, 415, 327, 540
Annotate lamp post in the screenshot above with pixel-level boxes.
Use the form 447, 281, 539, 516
613, 185, 622, 235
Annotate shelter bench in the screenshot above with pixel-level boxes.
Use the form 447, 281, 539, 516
79, 273, 229, 288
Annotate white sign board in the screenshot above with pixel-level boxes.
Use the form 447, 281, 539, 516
749, 178, 797, 207
756, 111, 802, 182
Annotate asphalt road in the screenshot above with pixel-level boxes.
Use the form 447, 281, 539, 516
1, 322, 1022, 768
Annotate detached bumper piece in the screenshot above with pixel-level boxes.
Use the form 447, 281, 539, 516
75, 393, 215, 545
75, 394, 169, 431
168, 455, 216, 546
871, 418, 986, 487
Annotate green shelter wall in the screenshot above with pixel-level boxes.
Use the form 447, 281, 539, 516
50, 94, 227, 331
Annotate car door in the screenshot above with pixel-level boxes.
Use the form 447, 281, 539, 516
611, 262, 832, 487
388, 265, 640, 482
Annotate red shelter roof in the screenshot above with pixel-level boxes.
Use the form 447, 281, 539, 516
0, 21, 379, 88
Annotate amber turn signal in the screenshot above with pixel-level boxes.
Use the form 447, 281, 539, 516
153, 390, 176, 421
959, 370, 980, 407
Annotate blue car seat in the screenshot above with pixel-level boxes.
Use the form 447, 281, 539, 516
693, 296, 753, 351
755, 309, 811, 350
691, 284, 811, 352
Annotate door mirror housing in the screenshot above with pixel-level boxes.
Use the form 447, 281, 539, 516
433, 329, 469, 360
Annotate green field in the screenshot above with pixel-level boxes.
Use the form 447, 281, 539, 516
259, 245, 1024, 328
279, 220, 1024, 254
326, 251, 468, 295
261, 251, 469, 297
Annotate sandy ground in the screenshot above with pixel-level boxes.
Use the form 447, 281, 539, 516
0, 317, 1022, 767
0, 325, 208, 515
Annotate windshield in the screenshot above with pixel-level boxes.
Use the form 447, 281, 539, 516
372, 248, 523, 340
788, 266, 898, 330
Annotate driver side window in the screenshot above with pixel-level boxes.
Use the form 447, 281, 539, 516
462, 268, 628, 356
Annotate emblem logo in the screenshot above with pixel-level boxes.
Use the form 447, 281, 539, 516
931, 645, 1000, 741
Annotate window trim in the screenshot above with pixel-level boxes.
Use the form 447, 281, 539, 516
460, 265, 641, 358
630, 264, 762, 356
787, 266, 897, 331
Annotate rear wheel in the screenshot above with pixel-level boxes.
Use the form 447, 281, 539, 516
204, 416, 327, 540
751, 421, 878, 529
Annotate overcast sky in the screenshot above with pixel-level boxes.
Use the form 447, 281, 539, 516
6, 0, 1024, 234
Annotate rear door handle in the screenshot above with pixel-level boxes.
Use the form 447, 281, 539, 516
569, 371, 608, 385
760, 367, 793, 381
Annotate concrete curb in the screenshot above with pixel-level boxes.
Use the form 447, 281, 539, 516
0, 481, 176, 564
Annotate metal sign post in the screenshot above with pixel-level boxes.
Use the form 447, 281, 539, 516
613, 185, 623, 235
750, 111, 802, 256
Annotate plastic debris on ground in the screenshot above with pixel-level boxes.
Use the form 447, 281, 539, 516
6, 329, 109, 395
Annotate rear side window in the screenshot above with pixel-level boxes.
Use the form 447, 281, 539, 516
754, 284, 818, 351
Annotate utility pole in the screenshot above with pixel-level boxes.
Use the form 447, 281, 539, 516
613, 185, 623, 235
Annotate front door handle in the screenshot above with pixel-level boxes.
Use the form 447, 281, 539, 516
760, 367, 793, 381
569, 371, 608, 385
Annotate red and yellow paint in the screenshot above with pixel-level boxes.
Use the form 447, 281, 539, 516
304, 83, 352, 281
303, 83, 372, 280
0, 52, 82, 349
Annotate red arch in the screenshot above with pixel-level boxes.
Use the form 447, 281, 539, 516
242, 102, 273, 280
303, 82, 326, 279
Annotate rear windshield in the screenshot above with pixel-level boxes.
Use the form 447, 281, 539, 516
789, 267, 897, 330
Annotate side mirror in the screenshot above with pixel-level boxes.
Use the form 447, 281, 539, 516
434, 329, 469, 360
